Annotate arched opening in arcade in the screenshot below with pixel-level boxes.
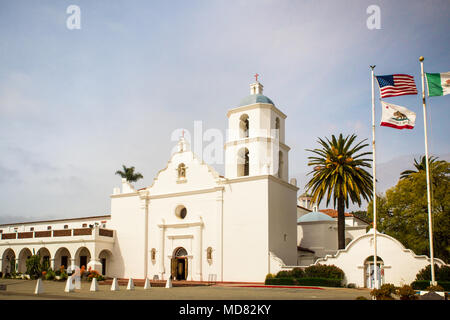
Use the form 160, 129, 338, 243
75, 247, 91, 269
1, 249, 16, 276
37, 247, 51, 270
98, 249, 113, 276
54, 247, 71, 271
18, 248, 32, 273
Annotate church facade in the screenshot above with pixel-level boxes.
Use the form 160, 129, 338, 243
0, 80, 298, 283
1, 80, 446, 287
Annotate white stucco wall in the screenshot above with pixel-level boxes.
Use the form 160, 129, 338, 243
109, 187, 145, 279
268, 177, 298, 267
222, 177, 269, 282
315, 230, 448, 287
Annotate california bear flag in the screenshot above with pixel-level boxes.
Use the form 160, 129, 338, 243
380, 101, 416, 130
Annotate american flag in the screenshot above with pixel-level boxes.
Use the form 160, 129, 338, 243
375, 74, 418, 98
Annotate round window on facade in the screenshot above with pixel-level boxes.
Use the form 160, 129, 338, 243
175, 205, 187, 219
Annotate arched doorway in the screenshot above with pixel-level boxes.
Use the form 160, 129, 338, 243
171, 247, 188, 281
18, 248, 32, 273
98, 249, 113, 276
37, 247, 51, 270
364, 256, 384, 288
1, 249, 16, 276
54, 247, 71, 271
75, 247, 91, 269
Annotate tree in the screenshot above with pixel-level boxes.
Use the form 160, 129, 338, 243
399, 155, 442, 180
368, 160, 450, 263
115, 165, 144, 182
306, 134, 373, 249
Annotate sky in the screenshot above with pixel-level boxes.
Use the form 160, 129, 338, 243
0, 0, 449, 223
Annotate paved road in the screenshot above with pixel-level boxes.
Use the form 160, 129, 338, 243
0, 279, 372, 300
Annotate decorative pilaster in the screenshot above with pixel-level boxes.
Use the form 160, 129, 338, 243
139, 190, 150, 280
159, 219, 166, 279
195, 216, 203, 281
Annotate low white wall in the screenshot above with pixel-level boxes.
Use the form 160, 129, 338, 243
315, 231, 447, 287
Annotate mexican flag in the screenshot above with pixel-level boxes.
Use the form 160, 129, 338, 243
380, 101, 416, 130
425, 72, 450, 96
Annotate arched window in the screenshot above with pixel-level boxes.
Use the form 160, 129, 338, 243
239, 114, 249, 138
174, 247, 188, 257
177, 163, 186, 179
278, 151, 283, 178
237, 148, 249, 177
275, 117, 280, 138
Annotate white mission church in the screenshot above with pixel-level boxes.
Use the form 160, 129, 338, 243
0, 80, 446, 288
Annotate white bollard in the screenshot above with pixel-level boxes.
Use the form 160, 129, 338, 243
111, 278, 120, 291
144, 278, 151, 289
90, 278, 99, 292
64, 276, 75, 293
34, 278, 44, 294
165, 276, 173, 288
74, 276, 81, 290
127, 278, 135, 290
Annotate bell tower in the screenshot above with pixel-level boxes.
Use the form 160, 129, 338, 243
224, 76, 290, 180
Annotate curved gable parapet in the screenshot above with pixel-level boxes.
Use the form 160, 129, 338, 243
146, 149, 225, 195
315, 231, 447, 266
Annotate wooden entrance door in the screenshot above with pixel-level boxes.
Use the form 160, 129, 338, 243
171, 258, 188, 280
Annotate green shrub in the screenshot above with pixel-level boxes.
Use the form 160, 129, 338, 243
265, 277, 296, 285
59, 271, 68, 281
45, 269, 55, 281
265, 277, 342, 287
370, 283, 397, 300
295, 278, 342, 287
304, 264, 344, 280
415, 264, 450, 281
87, 270, 104, 282
291, 267, 304, 278
25, 255, 42, 280
411, 280, 450, 291
426, 284, 445, 292
397, 285, 418, 300
275, 270, 293, 278
265, 273, 275, 280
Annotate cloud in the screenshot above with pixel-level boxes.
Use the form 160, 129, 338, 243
0, 73, 41, 117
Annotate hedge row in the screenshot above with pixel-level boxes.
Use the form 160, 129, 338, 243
265, 277, 342, 287
411, 280, 450, 291
274, 265, 345, 280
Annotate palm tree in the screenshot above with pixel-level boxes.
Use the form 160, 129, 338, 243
115, 165, 143, 182
399, 156, 441, 179
306, 134, 373, 249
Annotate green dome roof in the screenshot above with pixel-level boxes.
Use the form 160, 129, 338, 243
297, 211, 334, 223
239, 94, 274, 107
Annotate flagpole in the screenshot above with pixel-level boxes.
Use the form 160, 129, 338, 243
370, 65, 378, 289
419, 56, 436, 286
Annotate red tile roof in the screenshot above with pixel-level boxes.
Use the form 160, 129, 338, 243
319, 209, 353, 218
